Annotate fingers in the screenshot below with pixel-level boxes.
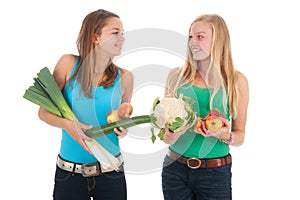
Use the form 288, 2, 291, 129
114, 127, 128, 138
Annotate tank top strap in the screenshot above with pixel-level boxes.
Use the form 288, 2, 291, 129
69, 56, 80, 79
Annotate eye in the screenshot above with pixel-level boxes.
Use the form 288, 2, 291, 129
188, 35, 193, 39
197, 35, 203, 39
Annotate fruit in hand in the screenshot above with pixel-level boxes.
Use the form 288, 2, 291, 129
205, 116, 223, 132
107, 103, 133, 123
194, 117, 203, 133
117, 102, 133, 118
204, 109, 225, 132
107, 110, 120, 123
194, 109, 226, 133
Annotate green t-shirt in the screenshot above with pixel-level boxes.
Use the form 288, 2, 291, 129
170, 83, 230, 158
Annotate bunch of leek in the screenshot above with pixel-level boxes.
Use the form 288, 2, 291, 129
23, 67, 151, 170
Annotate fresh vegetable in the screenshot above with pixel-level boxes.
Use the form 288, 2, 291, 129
24, 67, 197, 148
150, 94, 197, 143
23, 67, 125, 170
85, 115, 156, 137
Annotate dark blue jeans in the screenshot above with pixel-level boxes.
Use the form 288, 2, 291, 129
162, 155, 232, 200
53, 166, 127, 200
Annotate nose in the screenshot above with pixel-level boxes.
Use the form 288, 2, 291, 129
118, 34, 125, 42
189, 36, 197, 45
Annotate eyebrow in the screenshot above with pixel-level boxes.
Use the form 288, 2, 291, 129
194, 31, 206, 34
110, 27, 123, 31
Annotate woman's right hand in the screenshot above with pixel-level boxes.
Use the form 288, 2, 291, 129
65, 120, 93, 153
163, 126, 188, 144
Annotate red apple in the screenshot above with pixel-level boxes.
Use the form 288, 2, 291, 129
205, 115, 223, 132
203, 109, 226, 132
117, 103, 133, 118
194, 117, 204, 134
106, 110, 120, 123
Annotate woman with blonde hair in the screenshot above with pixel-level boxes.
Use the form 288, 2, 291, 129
162, 14, 249, 199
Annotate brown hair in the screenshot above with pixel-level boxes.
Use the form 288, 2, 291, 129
70, 9, 120, 98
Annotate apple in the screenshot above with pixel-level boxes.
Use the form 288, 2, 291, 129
106, 103, 133, 123
106, 110, 120, 123
204, 109, 225, 132
205, 115, 223, 132
194, 117, 204, 134
117, 102, 133, 118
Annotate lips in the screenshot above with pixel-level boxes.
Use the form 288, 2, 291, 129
190, 46, 201, 52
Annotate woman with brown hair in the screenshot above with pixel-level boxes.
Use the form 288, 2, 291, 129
38, 9, 133, 200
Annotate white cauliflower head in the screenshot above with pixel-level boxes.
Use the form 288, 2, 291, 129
153, 97, 187, 128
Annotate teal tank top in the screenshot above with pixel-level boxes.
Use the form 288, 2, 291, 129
170, 83, 230, 159
60, 57, 122, 164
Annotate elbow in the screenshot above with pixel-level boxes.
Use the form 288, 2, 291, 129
38, 107, 46, 122
233, 131, 245, 147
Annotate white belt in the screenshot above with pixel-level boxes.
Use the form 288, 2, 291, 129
56, 155, 124, 177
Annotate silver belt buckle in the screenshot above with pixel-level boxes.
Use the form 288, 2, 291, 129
81, 163, 101, 177
187, 158, 201, 169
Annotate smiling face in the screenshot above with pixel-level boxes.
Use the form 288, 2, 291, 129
189, 21, 213, 61
95, 17, 125, 57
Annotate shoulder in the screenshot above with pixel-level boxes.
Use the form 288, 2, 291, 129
53, 54, 77, 76
120, 67, 133, 79
53, 54, 77, 89
235, 70, 248, 87
235, 70, 249, 96
55, 54, 77, 72
169, 66, 183, 75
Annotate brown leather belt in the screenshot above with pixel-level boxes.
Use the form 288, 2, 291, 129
167, 149, 232, 169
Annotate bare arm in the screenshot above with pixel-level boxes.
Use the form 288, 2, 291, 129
216, 71, 249, 146
163, 67, 184, 144
229, 71, 249, 146
120, 68, 133, 103
38, 54, 92, 152
113, 68, 134, 137
164, 67, 181, 98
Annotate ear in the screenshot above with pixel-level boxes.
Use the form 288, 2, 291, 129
92, 33, 101, 45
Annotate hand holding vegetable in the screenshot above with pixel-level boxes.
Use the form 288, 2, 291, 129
107, 102, 133, 138
163, 126, 189, 144
150, 94, 197, 143
65, 120, 93, 153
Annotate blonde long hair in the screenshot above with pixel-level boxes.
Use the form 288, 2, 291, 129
168, 14, 238, 118
69, 9, 120, 98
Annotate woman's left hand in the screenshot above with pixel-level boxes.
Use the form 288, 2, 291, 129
198, 118, 231, 140
114, 127, 128, 138
113, 102, 132, 138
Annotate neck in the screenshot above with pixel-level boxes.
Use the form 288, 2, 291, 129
94, 55, 111, 74
196, 58, 211, 74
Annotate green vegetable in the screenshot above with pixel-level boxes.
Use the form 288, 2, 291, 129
23, 67, 77, 121
84, 115, 156, 138
23, 67, 156, 137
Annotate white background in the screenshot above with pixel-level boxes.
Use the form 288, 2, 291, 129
1, 0, 300, 199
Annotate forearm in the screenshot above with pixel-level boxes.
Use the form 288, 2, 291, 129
219, 130, 245, 147
38, 107, 71, 130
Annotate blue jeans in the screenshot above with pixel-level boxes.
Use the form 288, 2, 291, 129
162, 155, 232, 200
53, 166, 127, 200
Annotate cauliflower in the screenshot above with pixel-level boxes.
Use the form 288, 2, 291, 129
150, 94, 197, 142
153, 97, 187, 128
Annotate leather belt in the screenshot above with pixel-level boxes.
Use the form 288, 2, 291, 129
56, 155, 123, 177
167, 149, 232, 169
